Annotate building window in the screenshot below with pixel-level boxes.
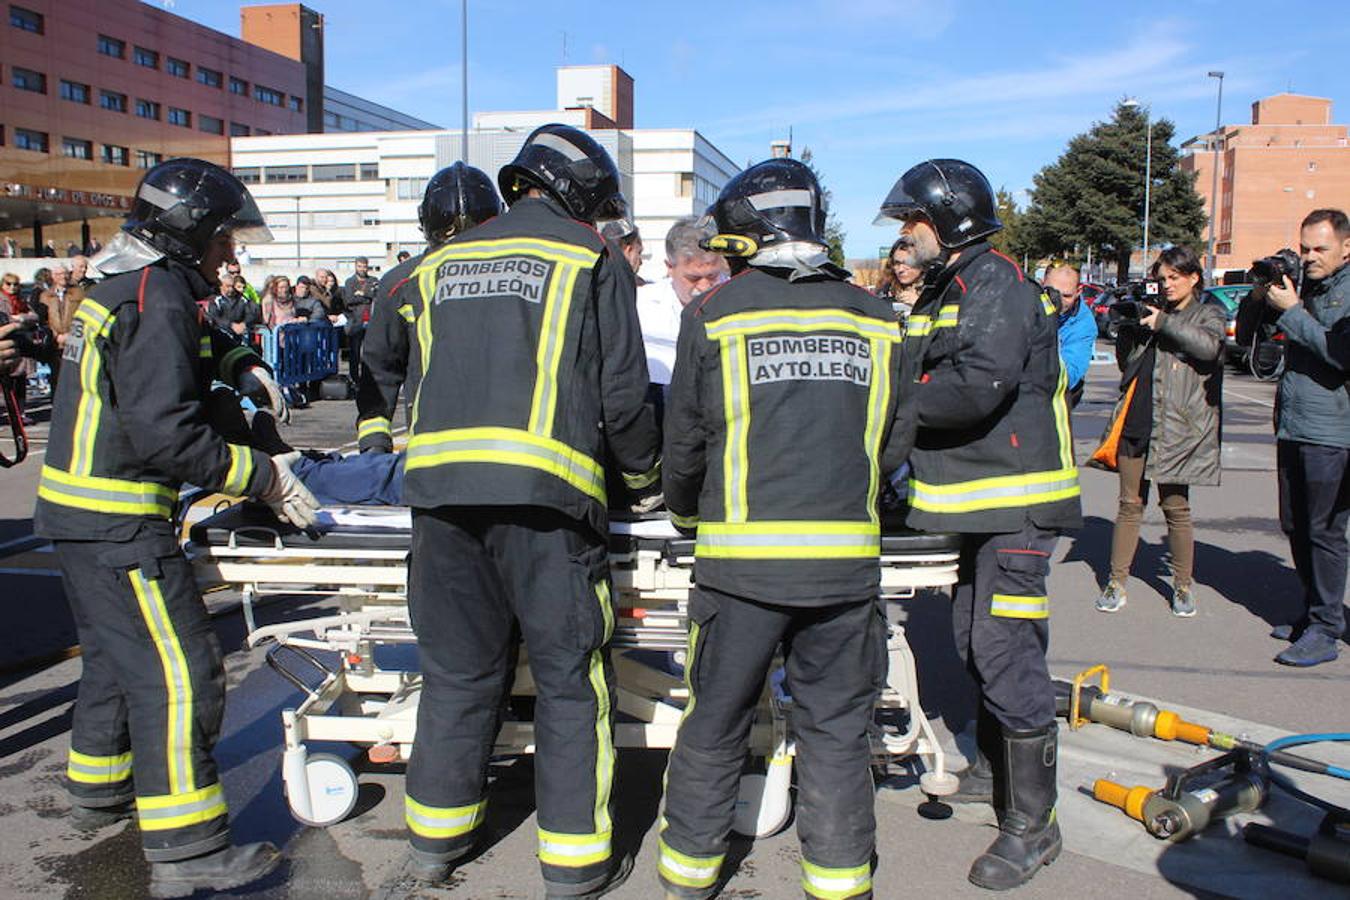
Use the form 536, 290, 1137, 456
97, 34, 125, 59
167, 107, 190, 127
102, 144, 129, 166
199, 115, 224, 135
15, 128, 47, 152
135, 150, 162, 169
312, 163, 356, 182
289, 96, 303, 113
61, 137, 93, 160
196, 66, 222, 88
395, 178, 429, 200
264, 165, 307, 183
166, 57, 189, 78
9, 5, 41, 34
229, 76, 248, 96
255, 128, 272, 136
254, 85, 284, 106
133, 46, 158, 69
60, 80, 90, 103
135, 99, 160, 120
229, 122, 250, 136
323, 110, 340, 128
100, 90, 127, 112
232, 167, 261, 185
359, 162, 379, 180
12, 66, 45, 93
362, 212, 380, 227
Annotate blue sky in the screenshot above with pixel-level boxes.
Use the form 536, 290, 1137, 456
162, 0, 1350, 258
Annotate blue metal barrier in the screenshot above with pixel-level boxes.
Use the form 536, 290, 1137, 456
269, 321, 339, 387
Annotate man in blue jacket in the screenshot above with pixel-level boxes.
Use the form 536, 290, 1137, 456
1262, 208, 1350, 667
1044, 264, 1095, 408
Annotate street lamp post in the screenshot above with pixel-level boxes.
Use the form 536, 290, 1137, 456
1206, 71, 1225, 281
1123, 98, 1152, 276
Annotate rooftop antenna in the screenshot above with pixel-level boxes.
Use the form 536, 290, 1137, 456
562, 31, 569, 65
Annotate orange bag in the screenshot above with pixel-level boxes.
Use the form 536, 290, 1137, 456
1087, 378, 1138, 472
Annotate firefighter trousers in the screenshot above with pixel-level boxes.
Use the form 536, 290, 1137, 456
405, 506, 618, 893
952, 526, 1059, 732
658, 585, 885, 900
54, 523, 231, 862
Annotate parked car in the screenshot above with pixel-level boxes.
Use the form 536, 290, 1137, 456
1201, 284, 1251, 367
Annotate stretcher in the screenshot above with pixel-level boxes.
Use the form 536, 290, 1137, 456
186, 503, 963, 833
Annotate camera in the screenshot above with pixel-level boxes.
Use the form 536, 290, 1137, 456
0, 309, 52, 360
1250, 248, 1303, 292
1111, 280, 1161, 322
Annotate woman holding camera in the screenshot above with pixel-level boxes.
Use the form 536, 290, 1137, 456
1096, 245, 1225, 617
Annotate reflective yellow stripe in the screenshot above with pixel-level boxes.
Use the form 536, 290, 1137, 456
670, 511, 699, 530
906, 315, 933, 338
1041, 292, 1057, 315
70, 303, 115, 477
589, 579, 615, 834
991, 594, 1049, 620
705, 308, 902, 342
802, 859, 872, 899
221, 444, 253, 496
413, 264, 435, 432
197, 334, 212, 359
696, 520, 880, 559
863, 338, 892, 525
397, 303, 415, 323
909, 467, 1080, 514
621, 458, 661, 490
358, 416, 392, 440
537, 828, 612, 868
67, 749, 133, 785
935, 303, 960, 328
527, 260, 582, 436
136, 783, 226, 831
406, 426, 605, 502
717, 336, 751, 522
415, 237, 600, 271
1051, 355, 1075, 471
38, 466, 177, 518
130, 569, 194, 794
404, 796, 486, 839
658, 838, 723, 889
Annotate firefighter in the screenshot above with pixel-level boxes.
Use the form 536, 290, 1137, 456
876, 159, 1082, 890
33, 158, 319, 899
657, 158, 906, 900
355, 161, 503, 451
374, 126, 659, 897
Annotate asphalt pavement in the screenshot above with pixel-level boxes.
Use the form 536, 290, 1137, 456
0, 346, 1345, 900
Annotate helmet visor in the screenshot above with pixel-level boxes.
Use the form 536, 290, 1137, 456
219, 192, 274, 244
873, 202, 924, 227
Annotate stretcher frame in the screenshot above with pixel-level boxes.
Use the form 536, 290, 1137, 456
186, 507, 963, 832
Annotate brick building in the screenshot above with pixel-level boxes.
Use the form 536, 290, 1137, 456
0, 1, 432, 255
1183, 93, 1350, 275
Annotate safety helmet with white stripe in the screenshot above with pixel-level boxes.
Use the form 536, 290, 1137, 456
121, 157, 273, 265
498, 123, 629, 225
699, 158, 827, 259
874, 158, 1001, 249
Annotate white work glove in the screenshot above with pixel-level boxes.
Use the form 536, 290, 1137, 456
237, 365, 289, 424
259, 451, 321, 528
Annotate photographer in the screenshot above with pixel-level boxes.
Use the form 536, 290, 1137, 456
1259, 208, 1350, 667
1094, 246, 1224, 618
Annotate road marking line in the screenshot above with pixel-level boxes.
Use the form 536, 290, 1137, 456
1226, 388, 1275, 409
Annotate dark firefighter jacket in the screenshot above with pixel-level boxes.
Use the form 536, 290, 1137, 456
35, 260, 276, 542
354, 252, 423, 451
894, 243, 1082, 535
662, 266, 907, 606
357, 195, 660, 535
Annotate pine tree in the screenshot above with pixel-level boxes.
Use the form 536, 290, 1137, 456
1020, 102, 1207, 282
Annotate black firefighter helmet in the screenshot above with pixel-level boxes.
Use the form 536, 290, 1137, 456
498, 123, 628, 224
875, 158, 1001, 249
419, 161, 502, 245
122, 157, 273, 265
701, 157, 827, 258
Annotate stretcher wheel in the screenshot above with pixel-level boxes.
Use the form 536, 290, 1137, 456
288, 752, 359, 827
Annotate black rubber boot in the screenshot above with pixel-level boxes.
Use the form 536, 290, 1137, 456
949, 706, 1000, 805
69, 801, 133, 832
968, 724, 1062, 891
546, 853, 634, 899
148, 842, 281, 899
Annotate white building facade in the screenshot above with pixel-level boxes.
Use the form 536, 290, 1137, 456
229, 67, 739, 281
